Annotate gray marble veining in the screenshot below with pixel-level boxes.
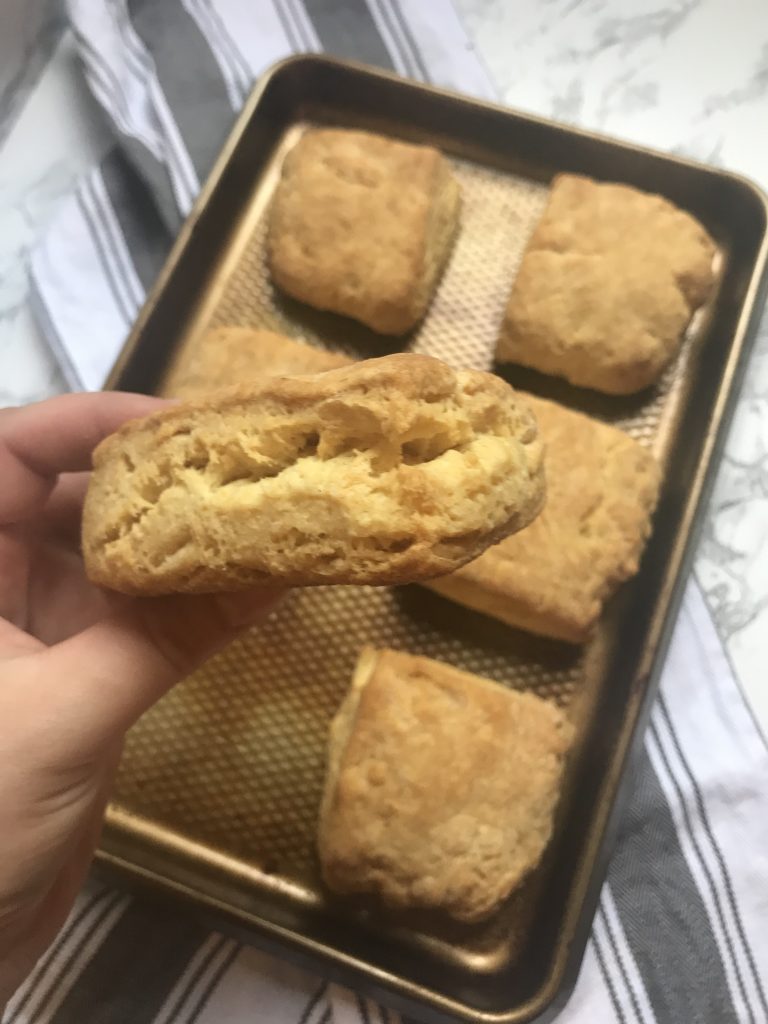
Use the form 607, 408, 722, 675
458, 0, 768, 181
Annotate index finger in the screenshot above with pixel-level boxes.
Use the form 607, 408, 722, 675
0, 392, 169, 524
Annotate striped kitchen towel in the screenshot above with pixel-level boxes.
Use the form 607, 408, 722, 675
22, 2, 768, 1023
29, 0, 494, 390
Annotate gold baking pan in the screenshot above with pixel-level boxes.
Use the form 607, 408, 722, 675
95, 55, 768, 1024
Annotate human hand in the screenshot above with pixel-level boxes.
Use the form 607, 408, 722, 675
0, 393, 280, 1005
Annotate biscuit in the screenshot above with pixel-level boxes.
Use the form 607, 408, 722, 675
426, 394, 661, 642
318, 647, 572, 922
83, 354, 544, 594
268, 129, 461, 334
528, 174, 715, 306
496, 174, 717, 394
162, 327, 350, 399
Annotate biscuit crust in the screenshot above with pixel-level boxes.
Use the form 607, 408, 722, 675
496, 174, 717, 394
83, 354, 544, 594
268, 129, 461, 334
426, 394, 661, 642
318, 647, 572, 922
161, 327, 350, 398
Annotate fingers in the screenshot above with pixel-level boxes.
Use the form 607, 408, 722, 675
24, 542, 119, 645
24, 588, 284, 760
0, 393, 170, 525
38, 473, 90, 545
0, 613, 43, 657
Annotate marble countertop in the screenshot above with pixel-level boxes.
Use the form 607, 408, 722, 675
1, 1, 766, 731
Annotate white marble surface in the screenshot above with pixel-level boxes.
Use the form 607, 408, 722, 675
0, 31, 111, 406
0, 2, 766, 732
458, 0, 768, 182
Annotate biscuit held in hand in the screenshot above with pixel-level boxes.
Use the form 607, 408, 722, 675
82, 354, 544, 594
318, 647, 572, 922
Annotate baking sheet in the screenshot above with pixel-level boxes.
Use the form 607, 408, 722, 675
98, 55, 768, 1024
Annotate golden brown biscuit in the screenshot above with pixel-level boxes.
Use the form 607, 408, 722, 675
426, 393, 661, 642
162, 327, 351, 398
499, 251, 691, 396
268, 129, 461, 334
83, 354, 544, 595
529, 174, 715, 306
318, 647, 572, 922
496, 174, 717, 394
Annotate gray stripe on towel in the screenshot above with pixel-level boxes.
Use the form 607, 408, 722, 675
127, 0, 236, 181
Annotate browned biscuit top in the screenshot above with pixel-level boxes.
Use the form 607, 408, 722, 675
427, 393, 661, 642
161, 327, 350, 398
532, 174, 716, 307
268, 128, 461, 334
319, 646, 572, 921
83, 353, 544, 594
502, 249, 692, 394
497, 173, 717, 394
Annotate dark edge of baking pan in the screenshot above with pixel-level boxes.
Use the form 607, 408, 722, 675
96, 55, 768, 1024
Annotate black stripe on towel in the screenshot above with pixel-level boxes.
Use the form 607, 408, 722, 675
303, 0, 395, 71
100, 148, 171, 293
49, 900, 211, 1024
607, 744, 740, 1024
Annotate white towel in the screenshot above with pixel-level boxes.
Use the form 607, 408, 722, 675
19, 2, 768, 1022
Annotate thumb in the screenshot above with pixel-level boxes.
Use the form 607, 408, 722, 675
24, 588, 283, 761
